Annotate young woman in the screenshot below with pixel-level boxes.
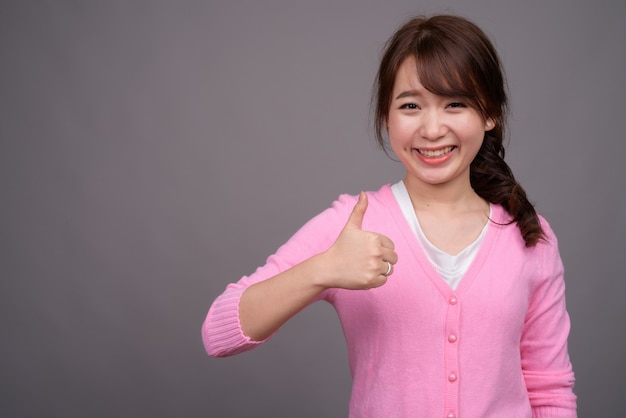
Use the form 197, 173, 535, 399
202, 15, 577, 417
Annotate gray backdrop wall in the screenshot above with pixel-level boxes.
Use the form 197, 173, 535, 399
2, 1, 625, 417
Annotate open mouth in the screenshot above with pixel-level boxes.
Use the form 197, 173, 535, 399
416, 146, 455, 158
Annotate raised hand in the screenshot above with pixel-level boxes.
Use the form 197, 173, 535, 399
321, 192, 398, 290
233, 191, 398, 342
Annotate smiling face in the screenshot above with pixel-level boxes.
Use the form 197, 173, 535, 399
387, 56, 493, 191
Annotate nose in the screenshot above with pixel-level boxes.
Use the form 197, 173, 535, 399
419, 110, 447, 141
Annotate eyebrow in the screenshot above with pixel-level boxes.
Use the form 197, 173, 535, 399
394, 90, 422, 100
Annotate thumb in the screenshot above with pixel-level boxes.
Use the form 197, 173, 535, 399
345, 191, 368, 229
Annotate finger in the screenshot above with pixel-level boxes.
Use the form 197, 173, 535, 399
383, 250, 398, 265
345, 191, 368, 229
379, 235, 395, 250
382, 260, 393, 276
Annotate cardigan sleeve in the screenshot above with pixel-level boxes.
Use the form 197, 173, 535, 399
521, 219, 577, 417
201, 194, 356, 358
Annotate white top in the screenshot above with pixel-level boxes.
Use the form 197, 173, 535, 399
391, 181, 490, 290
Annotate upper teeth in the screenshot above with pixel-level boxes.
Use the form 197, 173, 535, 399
418, 146, 453, 157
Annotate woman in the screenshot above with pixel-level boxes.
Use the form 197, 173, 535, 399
202, 15, 577, 417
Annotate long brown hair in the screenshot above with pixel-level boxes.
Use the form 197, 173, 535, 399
374, 15, 545, 247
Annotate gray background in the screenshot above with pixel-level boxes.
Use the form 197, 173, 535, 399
1, 1, 624, 417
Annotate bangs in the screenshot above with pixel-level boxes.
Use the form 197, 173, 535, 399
412, 33, 487, 115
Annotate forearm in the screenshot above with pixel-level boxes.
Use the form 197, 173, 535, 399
205, 191, 396, 352
239, 253, 329, 341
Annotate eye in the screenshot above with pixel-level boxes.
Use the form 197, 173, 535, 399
446, 101, 466, 109
399, 103, 419, 110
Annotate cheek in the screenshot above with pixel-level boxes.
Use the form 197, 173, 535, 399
457, 119, 486, 146
387, 129, 411, 155
387, 117, 413, 147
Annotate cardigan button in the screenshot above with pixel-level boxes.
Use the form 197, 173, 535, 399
448, 296, 458, 305
447, 414, 456, 418
448, 372, 457, 382
448, 334, 457, 343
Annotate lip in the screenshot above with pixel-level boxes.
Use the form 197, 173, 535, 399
414, 146, 456, 165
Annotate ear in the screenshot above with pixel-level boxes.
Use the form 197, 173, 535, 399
485, 118, 495, 131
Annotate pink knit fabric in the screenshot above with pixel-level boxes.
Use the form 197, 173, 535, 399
202, 184, 577, 417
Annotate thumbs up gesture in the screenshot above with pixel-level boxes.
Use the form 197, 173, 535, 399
321, 192, 398, 290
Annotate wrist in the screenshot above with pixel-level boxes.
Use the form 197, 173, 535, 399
307, 251, 337, 290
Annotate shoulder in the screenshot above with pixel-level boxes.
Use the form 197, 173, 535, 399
487, 207, 564, 288
490, 205, 560, 250
289, 184, 395, 242
524, 213, 564, 283
323, 183, 395, 220
335, 183, 394, 206
538, 214, 558, 243
533, 214, 561, 260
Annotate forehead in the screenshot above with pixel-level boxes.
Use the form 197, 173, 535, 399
393, 57, 421, 89
393, 56, 427, 94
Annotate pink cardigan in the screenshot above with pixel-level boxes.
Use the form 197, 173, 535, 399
202, 184, 577, 418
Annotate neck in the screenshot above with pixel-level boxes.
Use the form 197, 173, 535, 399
403, 174, 485, 213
